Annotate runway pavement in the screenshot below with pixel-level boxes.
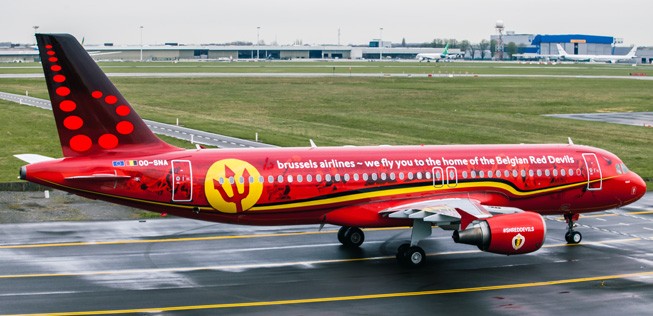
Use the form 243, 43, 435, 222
0, 91, 276, 149
546, 112, 653, 128
3, 72, 653, 80
0, 193, 651, 315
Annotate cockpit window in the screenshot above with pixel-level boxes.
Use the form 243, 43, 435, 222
622, 163, 629, 173
616, 164, 623, 175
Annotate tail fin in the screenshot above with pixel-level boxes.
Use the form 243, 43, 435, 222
441, 43, 449, 57
35, 33, 179, 157
626, 46, 638, 58
556, 44, 568, 56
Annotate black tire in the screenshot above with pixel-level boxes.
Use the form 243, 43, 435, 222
403, 246, 426, 267
565, 231, 582, 244
396, 243, 410, 261
342, 227, 364, 248
337, 226, 349, 244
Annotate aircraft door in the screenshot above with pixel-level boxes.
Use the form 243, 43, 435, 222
432, 166, 458, 188
432, 167, 444, 188
171, 160, 193, 202
446, 166, 458, 187
582, 153, 602, 191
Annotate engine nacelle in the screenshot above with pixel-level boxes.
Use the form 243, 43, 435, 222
452, 211, 546, 255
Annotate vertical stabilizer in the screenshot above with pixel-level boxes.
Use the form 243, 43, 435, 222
35, 34, 179, 157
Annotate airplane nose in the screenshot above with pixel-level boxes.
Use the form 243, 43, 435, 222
630, 172, 647, 201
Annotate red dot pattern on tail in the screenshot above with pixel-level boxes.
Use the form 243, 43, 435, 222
69, 135, 92, 152
59, 100, 76, 112
63, 116, 84, 130
91, 91, 103, 99
44, 42, 138, 153
98, 134, 119, 149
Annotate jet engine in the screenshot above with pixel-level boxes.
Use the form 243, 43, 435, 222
452, 212, 546, 255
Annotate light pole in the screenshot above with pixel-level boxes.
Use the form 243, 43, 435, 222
379, 27, 383, 60
139, 26, 144, 62
32, 26, 39, 34
256, 26, 260, 60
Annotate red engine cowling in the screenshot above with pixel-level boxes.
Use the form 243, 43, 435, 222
452, 211, 546, 255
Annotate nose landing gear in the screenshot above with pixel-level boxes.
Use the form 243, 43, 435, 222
564, 213, 582, 244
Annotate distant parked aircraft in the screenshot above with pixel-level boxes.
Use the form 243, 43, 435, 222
556, 44, 637, 63
416, 43, 456, 62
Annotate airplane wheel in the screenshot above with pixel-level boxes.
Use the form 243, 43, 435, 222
341, 227, 364, 248
337, 226, 349, 244
400, 246, 426, 267
565, 231, 582, 244
396, 243, 410, 261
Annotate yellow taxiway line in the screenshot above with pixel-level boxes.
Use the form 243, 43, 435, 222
4, 269, 653, 316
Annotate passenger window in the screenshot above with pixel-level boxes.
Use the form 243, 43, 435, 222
363, 173, 369, 181
307, 174, 313, 182
390, 173, 396, 180
417, 172, 423, 180
258, 176, 264, 183
462, 171, 468, 179
239, 176, 245, 184
325, 174, 332, 182
218, 177, 225, 185
512, 170, 517, 177
545, 170, 550, 177
316, 174, 322, 182
297, 175, 303, 183
561, 169, 566, 176
268, 175, 274, 183
471, 170, 476, 178
287, 175, 293, 183
277, 175, 284, 183
399, 172, 405, 180
553, 169, 558, 176
435, 171, 441, 179
488, 171, 493, 177
537, 170, 542, 177
381, 173, 387, 181
335, 174, 341, 182
425, 172, 431, 179
504, 170, 510, 177
353, 173, 359, 181
569, 168, 574, 176
372, 173, 378, 181
408, 172, 414, 180
479, 170, 485, 178
229, 177, 235, 184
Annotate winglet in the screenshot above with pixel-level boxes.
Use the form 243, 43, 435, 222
567, 137, 574, 145
309, 139, 317, 149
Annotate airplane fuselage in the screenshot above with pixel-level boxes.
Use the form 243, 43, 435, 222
22, 144, 644, 227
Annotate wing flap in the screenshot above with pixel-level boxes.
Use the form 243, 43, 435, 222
381, 198, 522, 228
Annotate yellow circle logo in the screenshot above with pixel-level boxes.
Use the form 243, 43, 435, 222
204, 159, 263, 213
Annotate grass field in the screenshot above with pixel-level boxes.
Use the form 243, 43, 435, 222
0, 69, 651, 186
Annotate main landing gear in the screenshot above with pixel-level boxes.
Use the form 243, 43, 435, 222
337, 226, 365, 248
338, 220, 431, 268
564, 213, 582, 244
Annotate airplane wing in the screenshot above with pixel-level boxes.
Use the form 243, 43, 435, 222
380, 198, 525, 229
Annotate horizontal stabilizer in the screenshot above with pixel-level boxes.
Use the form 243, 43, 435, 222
14, 154, 55, 164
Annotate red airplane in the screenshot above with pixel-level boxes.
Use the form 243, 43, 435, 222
17, 34, 646, 267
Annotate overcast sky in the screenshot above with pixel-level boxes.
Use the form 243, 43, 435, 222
3, 0, 650, 46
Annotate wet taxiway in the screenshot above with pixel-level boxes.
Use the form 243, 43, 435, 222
0, 194, 652, 315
